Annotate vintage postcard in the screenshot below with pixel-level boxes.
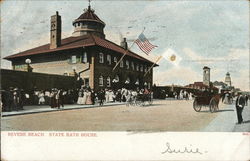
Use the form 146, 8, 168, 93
1, 0, 249, 160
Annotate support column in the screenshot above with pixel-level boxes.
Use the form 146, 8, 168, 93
89, 56, 95, 89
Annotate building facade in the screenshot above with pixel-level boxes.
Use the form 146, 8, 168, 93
4, 5, 157, 91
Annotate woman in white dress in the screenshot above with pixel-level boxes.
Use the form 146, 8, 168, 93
105, 89, 109, 103
77, 89, 84, 104
85, 90, 92, 105
82, 89, 87, 105
38, 91, 45, 105
109, 90, 114, 102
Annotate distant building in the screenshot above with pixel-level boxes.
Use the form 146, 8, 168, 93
4, 4, 157, 91
213, 81, 227, 93
186, 66, 218, 92
203, 66, 210, 86
225, 72, 232, 86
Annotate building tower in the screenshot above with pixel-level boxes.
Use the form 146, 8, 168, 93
203, 66, 210, 86
225, 72, 231, 86
50, 11, 61, 49
72, 4, 106, 38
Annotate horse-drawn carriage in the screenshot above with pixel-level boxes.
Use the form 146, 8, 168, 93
127, 92, 153, 106
193, 92, 220, 113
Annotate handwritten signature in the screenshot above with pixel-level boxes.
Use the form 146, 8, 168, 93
161, 142, 207, 155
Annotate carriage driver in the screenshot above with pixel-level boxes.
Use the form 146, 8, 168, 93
235, 92, 245, 124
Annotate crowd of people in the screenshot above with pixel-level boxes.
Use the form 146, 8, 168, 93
172, 90, 194, 100
0, 86, 153, 112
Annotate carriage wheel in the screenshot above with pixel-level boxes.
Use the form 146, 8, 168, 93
209, 98, 217, 113
193, 99, 201, 112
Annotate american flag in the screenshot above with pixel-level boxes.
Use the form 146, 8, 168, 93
135, 33, 157, 55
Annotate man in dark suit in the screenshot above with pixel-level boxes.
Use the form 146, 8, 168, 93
235, 93, 245, 124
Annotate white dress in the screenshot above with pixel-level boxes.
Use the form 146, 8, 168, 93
109, 91, 114, 102
38, 93, 45, 104
82, 91, 87, 104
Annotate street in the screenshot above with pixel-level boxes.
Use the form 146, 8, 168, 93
1, 99, 249, 131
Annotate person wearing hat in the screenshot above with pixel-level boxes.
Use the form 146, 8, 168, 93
235, 92, 245, 124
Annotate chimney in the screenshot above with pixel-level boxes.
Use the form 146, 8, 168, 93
120, 38, 128, 50
50, 11, 61, 49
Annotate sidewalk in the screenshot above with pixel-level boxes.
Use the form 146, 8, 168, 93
1, 102, 125, 117
200, 102, 250, 132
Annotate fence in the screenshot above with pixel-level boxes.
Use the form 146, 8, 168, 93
1, 69, 77, 91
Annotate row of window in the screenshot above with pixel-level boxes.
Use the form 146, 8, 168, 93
68, 52, 152, 73
69, 52, 88, 64
98, 75, 151, 88
99, 52, 151, 73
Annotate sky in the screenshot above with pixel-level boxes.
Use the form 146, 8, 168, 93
1, 0, 249, 90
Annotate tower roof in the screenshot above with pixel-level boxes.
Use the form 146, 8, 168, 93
73, 6, 105, 26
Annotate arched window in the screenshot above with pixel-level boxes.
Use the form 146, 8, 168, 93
135, 78, 139, 85
115, 75, 120, 82
131, 62, 135, 70
120, 60, 124, 68
125, 77, 130, 84
82, 52, 87, 63
140, 64, 143, 72
126, 60, 129, 69
107, 77, 111, 87
114, 57, 117, 63
99, 53, 104, 63
107, 55, 111, 65
99, 76, 104, 87
144, 65, 147, 72
136, 64, 139, 71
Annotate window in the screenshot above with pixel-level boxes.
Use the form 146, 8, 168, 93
99, 53, 104, 63
135, 78, 139, 85
131, 62, 134, 70
82, 52, 87, 63
71, 55, 77, 64
107, 55, 111, 65
84, 78, 89, 87
114, 57, 117, 63
136, 64, 139, 71
120, 60, 124, 68
126, 60, 129, 69
144, 65, 147, 72
99, 76, 104, 86
140, 64, 143, 72
107, 77, 111, 87
125, 77, 130, 84
114, 75, 120, 82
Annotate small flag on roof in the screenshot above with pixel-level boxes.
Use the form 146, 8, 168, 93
135, 33, 157, 55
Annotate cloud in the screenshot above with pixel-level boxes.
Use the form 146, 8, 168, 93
231, 69, 249, 91
153, 66, 201, 86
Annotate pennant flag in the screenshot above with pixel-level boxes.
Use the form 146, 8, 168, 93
162, 48, 182, 66
135, 33, 157, 55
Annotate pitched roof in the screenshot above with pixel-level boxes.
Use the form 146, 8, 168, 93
73, 6, 105, 25
4, 34, 157, 65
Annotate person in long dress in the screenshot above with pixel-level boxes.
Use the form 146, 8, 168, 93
108, 90, 114, 102
38, 91, 45, 105
77, 88, 84, 105
86, 90, 93, 105
82, 89, 87, 104
105, 89, 109, 103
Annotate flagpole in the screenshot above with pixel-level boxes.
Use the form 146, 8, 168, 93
112, 27, 146, 71
144, 55, 162, 77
